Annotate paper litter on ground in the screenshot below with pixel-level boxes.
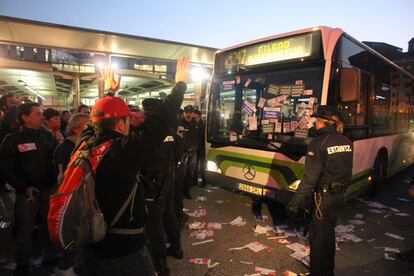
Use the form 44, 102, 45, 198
354, 213, 364, 219
283, 270, 299, 276
229, 242, 271, 253
187, 209, 207, 217
192, 239, 214, 246
385, 232, 404, 240
230, 216, 247, 227
208, 262, 220, 269
384, 253, 396, 260
254, 225, 274, 235
207, 222, 222, 229
205, 189, 214, 193
191, 229, 214, 240
384, 247, 400, 253
189, 221, 206, 230
195, 196, 207, 202
396, 197, 410, 202
366, 201, 389, 209
240, 261, 254, 265
395, 213, 410, 216
188, 258, 211, 265
367, 238, 376, 243
368, 209, 383, 214
255, 266, 276, 275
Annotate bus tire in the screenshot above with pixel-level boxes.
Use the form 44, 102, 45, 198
367, 151, 388, 197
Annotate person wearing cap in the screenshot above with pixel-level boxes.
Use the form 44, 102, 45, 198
176, 105, 199, 200
77, 57, 189, 276
287, 105, 352, 276
139, 98, 183, 275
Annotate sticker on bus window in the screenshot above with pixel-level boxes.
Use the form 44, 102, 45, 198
230, 132, 238, 142
244, 78, 252, 87
304, 89, 313, 95
307, 117, 317, 129
295, 128, 309, 138
292, 84, 304, 95
267, 84, 280, 95
222, 80, 235, 91
280, 85, 292, 95
291, 121, 297, 130
242, 101, 256, 116
295, 80, 303, 85
263, 108, 281, 119
297, 116, 309, 129
248, 116, 257, 131
275, 122, 282, 133
257, 98, 266, 108
283, 122, 291, 133
262, 123, 274, 134
308, 97, 316, 108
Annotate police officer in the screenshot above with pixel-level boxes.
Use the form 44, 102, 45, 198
140, 98, 183, 276
177, 105, 199, 199
287, 105, 353, 276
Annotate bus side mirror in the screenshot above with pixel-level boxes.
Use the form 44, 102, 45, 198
340, 68, 360, 102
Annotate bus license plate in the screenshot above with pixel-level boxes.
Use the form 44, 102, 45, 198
238, 183, 262, 196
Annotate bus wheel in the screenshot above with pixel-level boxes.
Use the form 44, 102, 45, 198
367, 154, 388, 197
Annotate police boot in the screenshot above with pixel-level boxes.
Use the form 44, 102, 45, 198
154, 257, 170, 276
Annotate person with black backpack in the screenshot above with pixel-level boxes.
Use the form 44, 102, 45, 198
49, 57, 189, 276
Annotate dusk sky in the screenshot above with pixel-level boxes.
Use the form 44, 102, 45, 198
1, 0, 413, 51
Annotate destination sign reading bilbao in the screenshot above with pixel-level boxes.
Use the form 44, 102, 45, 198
221, 33, 314, 70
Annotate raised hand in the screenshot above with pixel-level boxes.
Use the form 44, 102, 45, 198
175, 57, 190, 84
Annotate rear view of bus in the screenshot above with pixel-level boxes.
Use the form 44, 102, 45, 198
205, 26, 414, 204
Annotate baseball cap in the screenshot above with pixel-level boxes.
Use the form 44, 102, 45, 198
311, 105, 339, 121
183, 105, 194, 112
91, 95, 131, 122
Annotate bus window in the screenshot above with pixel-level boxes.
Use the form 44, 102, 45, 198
207, 64, 324, 147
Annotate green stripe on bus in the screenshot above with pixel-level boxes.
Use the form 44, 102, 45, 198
208, 149, 304, 178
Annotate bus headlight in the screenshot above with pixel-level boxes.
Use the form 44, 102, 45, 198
207, 161, 221, 173
288, 180, 301, 191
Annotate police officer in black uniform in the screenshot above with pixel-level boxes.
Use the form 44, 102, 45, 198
140, 98, 183, 276
177, 105, 199, 199
287, 105, 353, 276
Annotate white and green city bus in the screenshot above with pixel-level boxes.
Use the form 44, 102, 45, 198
205, 26, 414, 203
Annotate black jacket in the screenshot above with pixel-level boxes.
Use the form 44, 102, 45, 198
0, 127, 57, 193
179, 118, 199, 153
289, 125, 353, 208
82, 82, 186, 258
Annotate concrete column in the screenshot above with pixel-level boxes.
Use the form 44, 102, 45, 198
74, 75, 81, 107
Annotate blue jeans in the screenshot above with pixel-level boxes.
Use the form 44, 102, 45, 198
86, 245, 155, 276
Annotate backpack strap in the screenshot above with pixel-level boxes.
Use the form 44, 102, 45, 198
107, 179, 144, 235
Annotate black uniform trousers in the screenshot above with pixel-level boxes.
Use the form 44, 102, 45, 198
144, 170, 180, 260
183, 151, 197, 196
309, 192, 344, 276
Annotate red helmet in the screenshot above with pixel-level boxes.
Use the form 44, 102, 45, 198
91, 96, 131, 122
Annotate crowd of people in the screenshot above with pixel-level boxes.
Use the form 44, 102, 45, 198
0, 57, 207, 276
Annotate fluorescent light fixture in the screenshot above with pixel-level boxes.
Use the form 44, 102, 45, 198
17, 80, 45, 100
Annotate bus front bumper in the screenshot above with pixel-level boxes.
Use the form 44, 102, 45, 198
205, 171, 294, 204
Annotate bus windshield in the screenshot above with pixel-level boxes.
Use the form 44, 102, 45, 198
207, 63, 325, 153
